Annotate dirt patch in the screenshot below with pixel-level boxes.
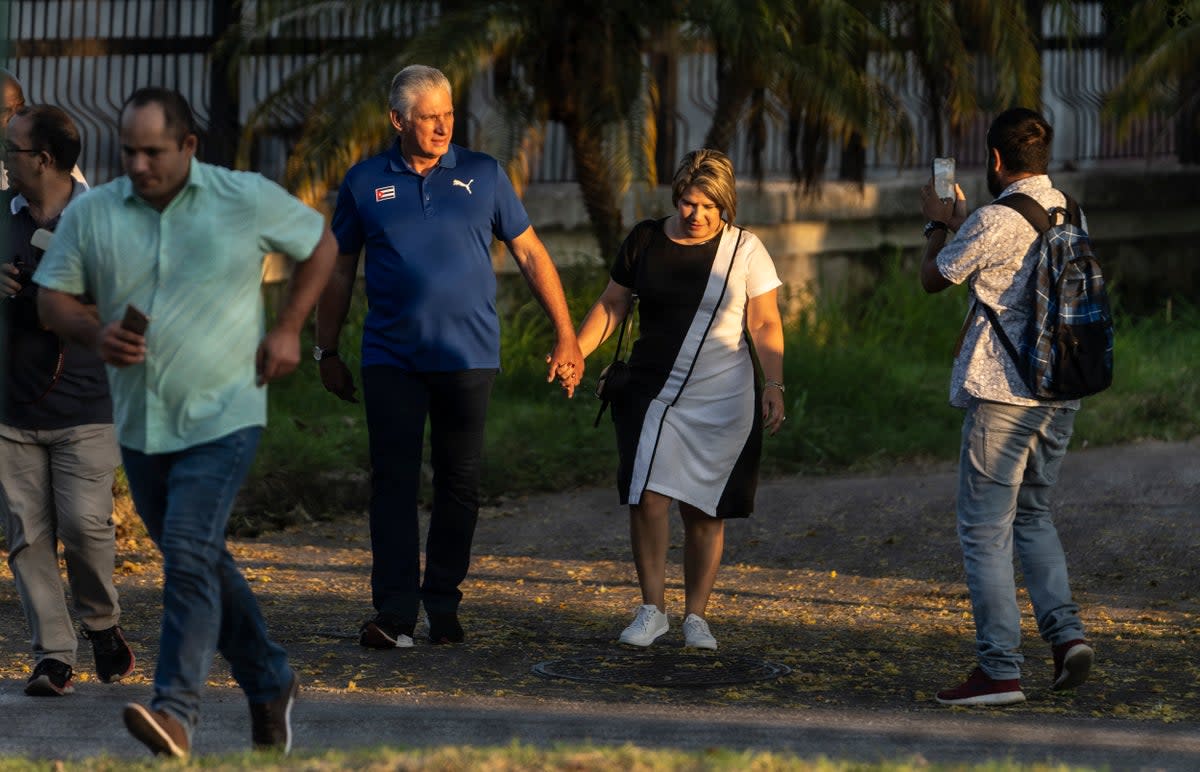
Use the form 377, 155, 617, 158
1, 439, 1197, 723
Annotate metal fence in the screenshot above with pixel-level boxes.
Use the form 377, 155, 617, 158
2, 0, 1183, 188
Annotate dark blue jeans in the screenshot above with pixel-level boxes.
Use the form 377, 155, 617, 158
121, 427, 291, 732
361, 366, 496, 623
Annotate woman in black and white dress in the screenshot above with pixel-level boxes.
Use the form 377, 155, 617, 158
576, 149, 786, 650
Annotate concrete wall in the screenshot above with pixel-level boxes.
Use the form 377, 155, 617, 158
517, 163, 1200, 313
269, 163, 1200, 315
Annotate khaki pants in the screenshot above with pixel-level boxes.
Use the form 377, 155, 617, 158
0, 422, 121, 666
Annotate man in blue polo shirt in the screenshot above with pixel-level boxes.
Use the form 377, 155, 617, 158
316, 64, 583, 648
36, 87, 338, 758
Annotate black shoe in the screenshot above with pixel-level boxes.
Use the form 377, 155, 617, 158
123, 703, 189, 758
25, 658, 74, 696
358, 614, 415, 649
84, 625, 135, 682
427, 610, 464, 644
250, 672, 299, 753
1052, 639, 1095, 690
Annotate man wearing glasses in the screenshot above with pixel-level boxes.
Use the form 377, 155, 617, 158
0, 104, 135, 698
0, 70, 84, 190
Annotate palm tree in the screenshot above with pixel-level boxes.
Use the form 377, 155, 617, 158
1103, 0, 1200, 163
777, 0, 912, 187
878, 0, 1042, 158
685, 0, 908, 186
224, 0, 669, 258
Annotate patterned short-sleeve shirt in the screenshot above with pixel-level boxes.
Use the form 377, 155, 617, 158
935, 174, 1083, 410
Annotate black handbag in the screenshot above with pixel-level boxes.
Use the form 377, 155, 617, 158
593, 293, 637, 427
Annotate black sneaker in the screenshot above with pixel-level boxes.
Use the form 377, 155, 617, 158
123, 703, 189, 758
84, 625, 135, 682
358, 614, 414, 649
250, 672, 299, 753
25, 658, 75, 696
427, 610, 464, 644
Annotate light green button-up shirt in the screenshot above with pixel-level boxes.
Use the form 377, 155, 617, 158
34, 160, 325, 453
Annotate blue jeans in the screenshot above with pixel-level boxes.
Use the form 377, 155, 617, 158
121, 427, 290, 731
956, 399, 1085, 679
361, 366, 496, 622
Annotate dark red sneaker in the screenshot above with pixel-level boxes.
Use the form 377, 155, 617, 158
1052, 639, 1094, 690
936, 667, 1026, 706
85, 625, 135, 682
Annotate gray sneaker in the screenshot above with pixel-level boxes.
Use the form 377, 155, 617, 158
618, 604, 668, 647
682, 613, 718, 650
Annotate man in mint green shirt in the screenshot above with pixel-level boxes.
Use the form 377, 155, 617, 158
36, 87, 337, 759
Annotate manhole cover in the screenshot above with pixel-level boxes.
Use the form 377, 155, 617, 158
532, 651, 791, 687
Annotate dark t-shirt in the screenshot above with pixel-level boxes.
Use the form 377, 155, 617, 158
610, 218, 720, 382
2, 189, 112, 429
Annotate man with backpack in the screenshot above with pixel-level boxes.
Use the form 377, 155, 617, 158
918, 107, 1101, 706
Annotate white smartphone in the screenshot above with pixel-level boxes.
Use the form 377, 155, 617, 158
932, 157, 956, 200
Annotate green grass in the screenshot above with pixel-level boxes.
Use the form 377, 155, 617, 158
0, 744, 1104, 771
241, 255, 1199, 528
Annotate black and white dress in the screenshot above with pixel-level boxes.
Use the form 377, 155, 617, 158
609, 218, 782, 517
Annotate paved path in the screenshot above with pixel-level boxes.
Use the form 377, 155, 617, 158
4, 683, 1200, 769
2, 439, 1199, 769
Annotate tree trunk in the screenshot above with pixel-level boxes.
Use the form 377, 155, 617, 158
800, 116, 829, 191
563, 115, 625, 259
1179, 72, 1200, 165
649, 26, 678, 184
208, 1, 239, 168
839, 131, 866, 183
703, 48, 754, 152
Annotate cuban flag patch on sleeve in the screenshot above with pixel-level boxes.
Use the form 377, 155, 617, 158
375, 185, 396, 202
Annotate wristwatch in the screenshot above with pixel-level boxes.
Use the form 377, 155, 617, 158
312, 345, 338, 362
923, 220, 949, 238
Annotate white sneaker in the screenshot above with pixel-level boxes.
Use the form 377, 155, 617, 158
618, 604, 669, 647
682, 613, 718, 650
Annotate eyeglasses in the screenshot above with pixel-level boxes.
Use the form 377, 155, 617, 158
0, 140, 39, 156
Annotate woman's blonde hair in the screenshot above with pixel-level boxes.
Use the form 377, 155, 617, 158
671, 148, 737, 224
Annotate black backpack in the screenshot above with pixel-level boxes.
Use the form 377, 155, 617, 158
980, 192, 1114, 400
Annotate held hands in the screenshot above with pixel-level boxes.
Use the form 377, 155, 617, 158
920, 181, 968, 231
319, 356, 359, 403
545, 336, 585, 398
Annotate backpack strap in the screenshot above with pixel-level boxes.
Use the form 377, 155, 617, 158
977, 192, 1051, 380
993, 192, 1051, 233
996, 190, 1082, 229
978, 300, 1023, 378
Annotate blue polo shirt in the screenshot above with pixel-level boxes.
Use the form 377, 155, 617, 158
332, 141, 531, 371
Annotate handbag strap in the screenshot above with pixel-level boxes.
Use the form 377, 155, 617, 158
609, 293, 637, 366
593, 293, 638, 428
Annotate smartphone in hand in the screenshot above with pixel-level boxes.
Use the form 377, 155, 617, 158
932, 157, 956, 200
121, 303, 150, 335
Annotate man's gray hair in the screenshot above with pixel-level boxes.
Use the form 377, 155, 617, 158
389, 65, 452, 120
